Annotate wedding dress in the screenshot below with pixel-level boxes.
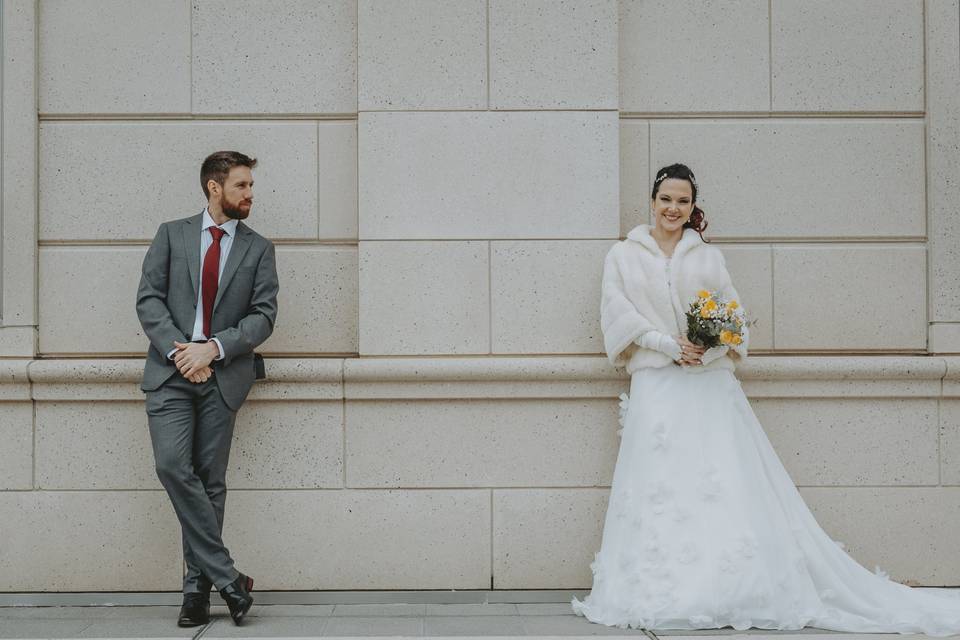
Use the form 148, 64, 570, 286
572, 365, 960, 634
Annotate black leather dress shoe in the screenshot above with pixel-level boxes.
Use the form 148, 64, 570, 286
219, 573, 254, 625
177, 592, 210, 627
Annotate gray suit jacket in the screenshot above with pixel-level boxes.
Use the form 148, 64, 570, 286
136, 212, 279, 411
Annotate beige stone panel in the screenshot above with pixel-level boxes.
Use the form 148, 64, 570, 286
0, 491, 181, 591
772, 0, 924, 111
719, 245, 773, 350
800, 488, 960, 585
359, 112, 619, 240
491, 241, 610, 354
0, 327, 35, 357
928, 0, 960, 321
228, 401, 343, 489
941, 400, 960, 486
930, 323, 960, 354
35, 400, 343, 490
39, 246, 145, 355
318, 122, 359, 240
2, 0, 38, 324
225, 490, 490, 589
345, 399, 618, 488
619, 121, 649, 237
651, 120, 925, 239
36, 402, 158, 490
40, 245, 354, 356
192, 0, 356, 114
39, 0, 190, 114
359, 0, 486, 110
489, 0, 617, 109
259, 246, 359, 355
752, 398, 938, 486
493, 489, 608, 588
359, 241, 489, 355
620, 0, 769, 112
0, 360, 31, 401
0, 402, 33, 489
773, 245, 927, 350
40, 122, 320, 241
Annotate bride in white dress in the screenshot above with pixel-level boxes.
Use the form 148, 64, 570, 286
572, 163, 960, 634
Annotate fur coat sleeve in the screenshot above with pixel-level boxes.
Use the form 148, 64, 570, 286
600, 243, 661, 367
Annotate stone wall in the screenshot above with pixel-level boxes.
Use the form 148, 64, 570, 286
0, 0, 958, 591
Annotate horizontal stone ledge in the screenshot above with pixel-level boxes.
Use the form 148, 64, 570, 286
26, 358, 343, 401
2, 355, 956, 401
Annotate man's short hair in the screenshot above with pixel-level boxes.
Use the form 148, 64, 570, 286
200, 151, 257, 198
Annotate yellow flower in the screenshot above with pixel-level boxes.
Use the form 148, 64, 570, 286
731, 333, 743, 345
697, 290, 712, 299
726, 300, 739, 311
720, 330, 734, 345
704, 299, 717, 312
699, 306, 711, 318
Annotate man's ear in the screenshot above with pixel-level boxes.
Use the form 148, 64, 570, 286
207, 179, 220, 198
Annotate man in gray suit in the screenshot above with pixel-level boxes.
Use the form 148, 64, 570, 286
136, 151, 279, 627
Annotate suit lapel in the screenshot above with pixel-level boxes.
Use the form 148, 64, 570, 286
213, 223, 253, 312
181, 213, 203, 299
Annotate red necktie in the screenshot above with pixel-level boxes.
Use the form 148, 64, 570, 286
202, 226, 226, 339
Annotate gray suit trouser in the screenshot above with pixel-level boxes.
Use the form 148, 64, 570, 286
147, 373, 240, 593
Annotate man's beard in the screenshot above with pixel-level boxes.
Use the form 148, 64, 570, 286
221, 196, 251, 220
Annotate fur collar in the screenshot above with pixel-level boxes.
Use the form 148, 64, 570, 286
625, 224, 703, 261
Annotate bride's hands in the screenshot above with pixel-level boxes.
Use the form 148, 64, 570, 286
676, 336, 705, 366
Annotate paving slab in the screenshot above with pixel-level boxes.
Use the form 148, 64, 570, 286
516, 604, 578, 616
0, 618, 93, 639
203, 615, 328, 638
521, 615, 646, 636
425, 604, 519, 617
423, 615, 525, 636
332, 604, 427, 617
320, 616, 424, 636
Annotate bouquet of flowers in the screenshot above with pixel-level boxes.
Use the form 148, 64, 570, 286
685, 290, 749, 349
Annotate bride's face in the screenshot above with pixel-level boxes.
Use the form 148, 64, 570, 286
652, 178, 694, 233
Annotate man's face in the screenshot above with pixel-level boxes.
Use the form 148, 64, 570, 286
218, 166, 254, 220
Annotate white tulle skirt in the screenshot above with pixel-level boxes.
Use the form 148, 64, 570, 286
572, 365, 960, 634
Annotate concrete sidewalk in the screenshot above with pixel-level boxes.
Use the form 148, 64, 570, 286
1, 601, 947, 640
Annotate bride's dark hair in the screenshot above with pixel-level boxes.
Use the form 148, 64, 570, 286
650, 163, 709, 243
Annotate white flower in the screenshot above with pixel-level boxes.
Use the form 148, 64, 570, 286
651, 421, 668, 450
616, 393, 629, 436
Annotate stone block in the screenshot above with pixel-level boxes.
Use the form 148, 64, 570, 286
39, 246, 145, 355
359, 0, 486, 110
491, 240, 610, 354
359, 112, 619, 239
941, 399, 960, 486
0, 327, 36, 357
318, 122, 359, 240
39, 0, 190, 114
493, 489, 608, 588
345, 399, 618, 487
927, 0, 960, 321
35, 402, 158, 490
3, 0, 38, 324
619, 121, 649, 237
800, 487, 960, 585
192, 0, 356, 114
228, 401, 344, 489
772, 245, 927, 350
719, 245, 773, 350
620, 0, 769, 112
752, 398, 939, 486
225, 490, 490, 589
358, 241, 489, 355
489, 0, 617, 109
0, 402, 33, 489
259, 247, 359, 355
40, 245, 355, 356
40, 122, 322, 241
931, 324, 960, 354
0, 491, 181, 591
771, 0, 924, 111
35, 400, 343, 490
650, 120, 925, 239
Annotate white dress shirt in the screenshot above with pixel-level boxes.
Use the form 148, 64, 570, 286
167, 209, 238, 362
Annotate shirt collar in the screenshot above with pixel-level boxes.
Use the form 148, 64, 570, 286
201, 208, 239, 237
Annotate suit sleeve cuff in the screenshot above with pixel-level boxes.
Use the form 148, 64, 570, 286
211, 337, 225, 361
166, 347, 178, 361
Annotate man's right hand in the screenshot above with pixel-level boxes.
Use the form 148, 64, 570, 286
185, 366, 213, 384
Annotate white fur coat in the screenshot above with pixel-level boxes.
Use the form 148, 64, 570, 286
601, 224, 749, 373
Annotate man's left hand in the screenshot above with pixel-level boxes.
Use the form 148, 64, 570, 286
173, 341, 218, 378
